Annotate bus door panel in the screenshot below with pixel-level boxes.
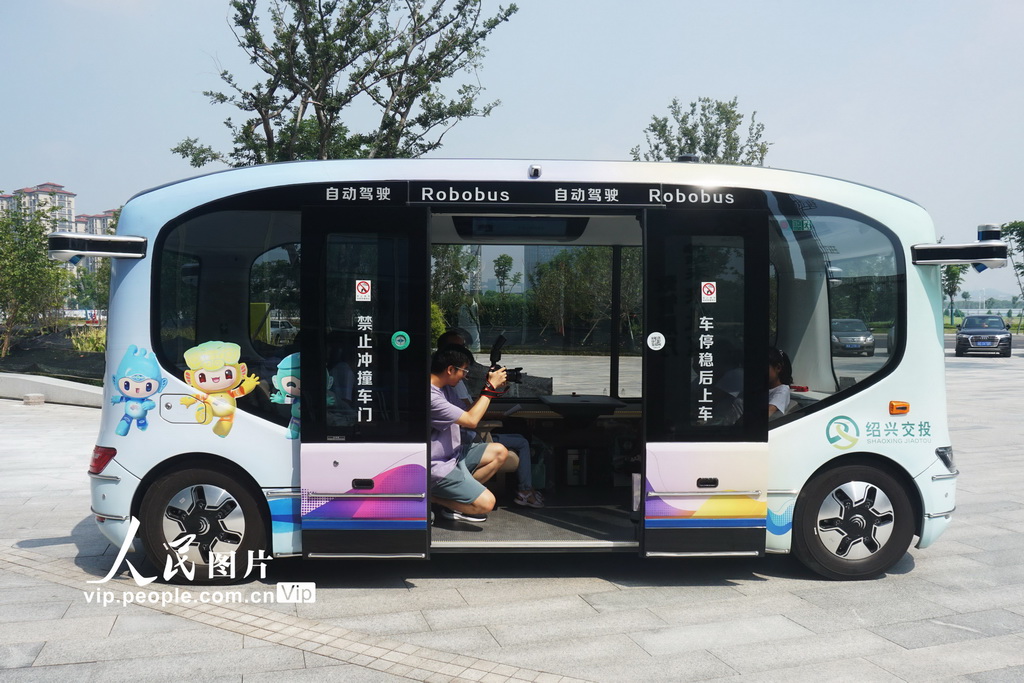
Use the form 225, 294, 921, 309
644, 443, 769, 554
643, 205, 770, 557
299, 206, 430, 558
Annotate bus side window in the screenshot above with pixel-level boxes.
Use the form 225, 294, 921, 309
155, 211, 302, 432
250, 244, 300, 351
770, 199, 901, 411
158, 251, 199, 364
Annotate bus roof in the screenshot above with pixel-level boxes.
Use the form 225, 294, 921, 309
129, 158, 923, 210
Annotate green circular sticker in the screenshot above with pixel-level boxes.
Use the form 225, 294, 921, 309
391, 331, 410, 350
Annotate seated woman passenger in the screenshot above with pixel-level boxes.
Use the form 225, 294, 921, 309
768, 347, 793, 418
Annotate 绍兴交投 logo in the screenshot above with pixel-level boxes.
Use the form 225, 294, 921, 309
826, 415, 860, 450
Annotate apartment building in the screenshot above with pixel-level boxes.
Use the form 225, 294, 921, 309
1, 183, 117, 275
0, 182, 78, 232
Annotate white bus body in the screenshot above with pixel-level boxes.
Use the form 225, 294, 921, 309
51, 159, 1005, 580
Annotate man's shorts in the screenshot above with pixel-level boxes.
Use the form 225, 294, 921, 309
432, 442, 489, 504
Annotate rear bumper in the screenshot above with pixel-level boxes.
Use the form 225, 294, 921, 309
89, 458, 142, 552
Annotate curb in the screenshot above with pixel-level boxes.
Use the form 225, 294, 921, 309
0, 372, 102, 408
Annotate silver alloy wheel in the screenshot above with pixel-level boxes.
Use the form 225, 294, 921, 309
815, 480, 895, 560
161, 484, 247, 566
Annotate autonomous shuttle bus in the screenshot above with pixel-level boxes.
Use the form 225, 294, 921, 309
50, 159, 1006, 580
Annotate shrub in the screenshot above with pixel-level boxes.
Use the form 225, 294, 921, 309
70, 325, 107, 353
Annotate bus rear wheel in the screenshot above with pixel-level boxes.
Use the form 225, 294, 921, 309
793, 464, 914, 580
140, 467, 267, 585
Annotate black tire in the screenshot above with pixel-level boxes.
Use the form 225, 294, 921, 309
866, 349, 874, 357
140, 467, 267, 585
1001, 348, 1012, 357
792, 463, 914, 580
955, 348, 965, 357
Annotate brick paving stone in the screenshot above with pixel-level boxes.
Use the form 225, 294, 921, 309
3, 356, 1024, 682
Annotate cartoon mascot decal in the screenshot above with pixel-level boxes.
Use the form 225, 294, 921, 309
269, 352, 335, 439
270, 352, 302, 439
111, 345, 167, 436
180, 341, 259, 438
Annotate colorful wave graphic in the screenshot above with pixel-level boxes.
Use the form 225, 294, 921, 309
302, 463, 427, 522
766, 501, 795, 535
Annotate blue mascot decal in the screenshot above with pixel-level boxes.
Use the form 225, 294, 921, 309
111, 345, 167, 436
270, 352, 302, 439
270, 352, 334, 439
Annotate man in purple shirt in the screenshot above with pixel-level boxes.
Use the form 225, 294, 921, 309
430, 344, 508, 522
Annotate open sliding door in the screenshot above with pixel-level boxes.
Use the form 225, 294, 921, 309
643, 200, 770, 557
299, 205, 431, 558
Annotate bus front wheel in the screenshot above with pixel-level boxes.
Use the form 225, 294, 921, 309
139, 467, 267, 585
792, 464, 914, 580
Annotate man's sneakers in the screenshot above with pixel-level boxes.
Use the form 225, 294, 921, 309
440, 508, 487, 523
514, 489, 544, 508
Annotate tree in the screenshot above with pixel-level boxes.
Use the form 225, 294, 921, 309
631, 96, 770, 165
251, 245, 301, 318
430, 244, 474, 326
0, 197, 68, 357
493, 253, 520, 294
69, 209, 119, 311
941, 264, 968, 326
71, 268, 107, 309
173, 0, 518, 167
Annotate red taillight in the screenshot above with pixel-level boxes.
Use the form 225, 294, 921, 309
89, 446, 117, 474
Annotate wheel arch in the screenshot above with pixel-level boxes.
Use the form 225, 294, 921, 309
798, 451, 924, 540
131, 452, 274, 554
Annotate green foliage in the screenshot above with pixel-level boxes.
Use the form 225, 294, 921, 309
67, 208, 118, 311
631, 96, 770, 165
493, 253, 520, 294
479, 290, 528, 328
173, 0, 518, 167
70, 325, 107, 353
251, 245, 301, 318
941, 264, 968, 326
1001, 221, 1024, 316
430, 244, 475, 326
527, 247, 642, 348
71, 266, 110, 309
0, 198, 68, 357
430, 301, 446, 344
1003, 220, 1024, 276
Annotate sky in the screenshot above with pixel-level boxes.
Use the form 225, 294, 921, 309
3, 0, 1023, 297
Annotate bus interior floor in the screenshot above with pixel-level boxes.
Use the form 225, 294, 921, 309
430, 501, 638, 549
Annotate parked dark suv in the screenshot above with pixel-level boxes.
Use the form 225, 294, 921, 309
955, 316, 1012, 357
831, 318, 875, 356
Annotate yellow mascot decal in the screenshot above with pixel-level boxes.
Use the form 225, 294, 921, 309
180, 341, 259, 438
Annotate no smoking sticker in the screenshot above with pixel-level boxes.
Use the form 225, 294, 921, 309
701, 281, 717, 303
355, 279, 372, 302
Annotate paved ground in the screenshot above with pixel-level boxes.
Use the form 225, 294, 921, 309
2, 350, 1023, 681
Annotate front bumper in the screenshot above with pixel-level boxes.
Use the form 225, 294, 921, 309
956, 334, 1011, 353
914, 457, 958, 549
